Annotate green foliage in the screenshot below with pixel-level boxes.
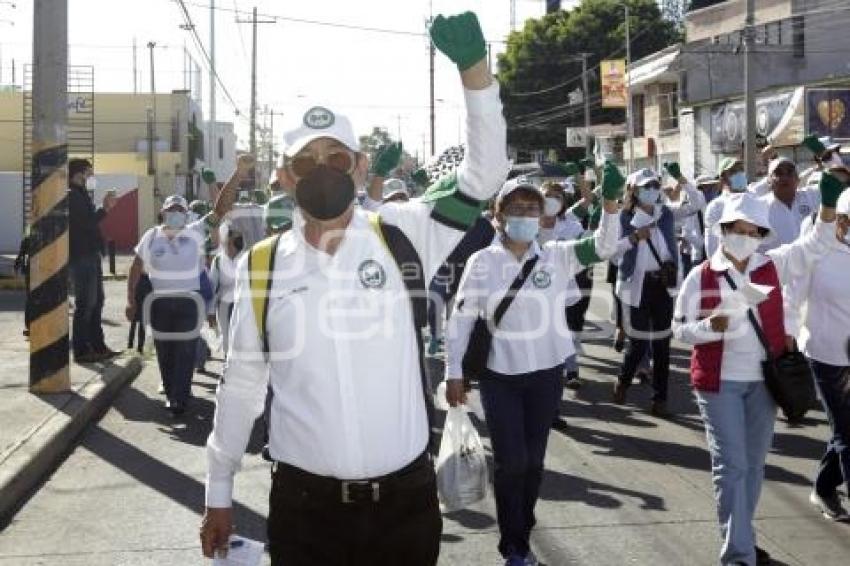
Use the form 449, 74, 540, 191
497, 0, 681, 152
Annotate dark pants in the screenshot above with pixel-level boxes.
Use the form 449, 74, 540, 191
70, 253, 105, 356
267, 454, 442, 566
566, 268, 593, 335
150, 296, 199, 406
619, 275, 674, 402
480, 365, 563, 557
810, 360, 850, 496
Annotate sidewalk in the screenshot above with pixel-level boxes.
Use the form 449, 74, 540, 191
0, 267, 142, 525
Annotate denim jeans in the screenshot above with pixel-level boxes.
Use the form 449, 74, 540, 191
810, 359, 850, 497
479, 365, 564, 558
150, 296, 200, 406
70, 253, 105, 356
696, 380, 777, 566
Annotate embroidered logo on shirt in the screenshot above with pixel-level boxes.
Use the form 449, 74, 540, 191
532, 270, 552, 289
358, 260, 387, 289
152, 246, 167, 258
798, 204, 812, 217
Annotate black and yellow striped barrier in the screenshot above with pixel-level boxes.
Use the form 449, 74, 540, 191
28, 143, 70, 393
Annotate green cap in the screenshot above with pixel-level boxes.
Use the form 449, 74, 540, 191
802, 134, 827, 156
201, 168, 216, 185
717, 157, 741, 177
253, 189, 269, 205
264, 194, 295, 233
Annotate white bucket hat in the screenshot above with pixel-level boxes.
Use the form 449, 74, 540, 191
632, 168, 660, 187
716, 193, 772, 235
161, 194, 188, 211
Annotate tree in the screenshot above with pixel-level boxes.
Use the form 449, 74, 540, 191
358, 127, 394, 163
497, 0, 681, 154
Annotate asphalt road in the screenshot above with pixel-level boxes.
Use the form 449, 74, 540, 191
1, 276, 849, 565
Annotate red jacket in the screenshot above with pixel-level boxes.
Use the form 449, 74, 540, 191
690, 260, 786, 392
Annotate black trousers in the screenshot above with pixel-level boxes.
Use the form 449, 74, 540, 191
268, 454, 442, 566
566, 268, 593, 334
619, 274, 674, 402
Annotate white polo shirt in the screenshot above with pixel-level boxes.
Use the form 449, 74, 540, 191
134, 222, 206, 292
444, 210, 619, 379
758, 188, 820, 251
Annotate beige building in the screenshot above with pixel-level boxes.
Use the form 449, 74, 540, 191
0, 90, 207, 243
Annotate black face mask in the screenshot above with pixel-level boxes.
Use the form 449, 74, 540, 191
295, 165, 355, 221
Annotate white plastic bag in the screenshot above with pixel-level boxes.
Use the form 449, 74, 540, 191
434, 382, 486, 421
435, 406, 488, 512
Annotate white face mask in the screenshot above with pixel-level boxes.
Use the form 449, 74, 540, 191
504, 216, 540, 244
85, 177, 97, 192
728, 172, 748, 192
543, 197, 562, 217
722, 233, 761, 262
638, 187, 661, 206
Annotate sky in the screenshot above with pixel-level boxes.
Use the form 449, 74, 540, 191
0, 0, 581, 161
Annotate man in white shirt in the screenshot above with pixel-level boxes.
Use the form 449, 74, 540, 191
757, 157, 821, 251
200, 12, 508, 566
704, 157, 749, 258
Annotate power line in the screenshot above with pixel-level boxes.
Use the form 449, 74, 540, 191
173, 0, 249, 121
179, 0, 509, 44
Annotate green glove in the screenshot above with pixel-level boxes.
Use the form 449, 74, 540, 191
600, 161, 625, 201
802, 134, 827, 157
430, 12, 487, 71
201, 168, 216, 185
371, 142, 403, 177
412, 168, 430, 188
663, 161, 682, 180
560, 162, 580, 177
819, 170, 847, 208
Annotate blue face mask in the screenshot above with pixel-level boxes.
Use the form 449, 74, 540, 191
163, 210, 187, 230
728, 171, 748, 192
638, 187, 660, 206
504, 216, 540, 243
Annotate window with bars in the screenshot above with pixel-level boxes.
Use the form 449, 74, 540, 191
657, 84, 679, 133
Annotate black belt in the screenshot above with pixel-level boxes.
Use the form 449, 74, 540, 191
271, 452, 433, 505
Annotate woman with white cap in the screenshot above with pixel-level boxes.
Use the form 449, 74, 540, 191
612, 162, 706, 416
672, 174, 842, 566
785, 187, 850, 521
125, 155, 252, 415
445, 163, 624, 566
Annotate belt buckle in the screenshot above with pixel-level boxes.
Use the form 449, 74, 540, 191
340, 480, 380, 503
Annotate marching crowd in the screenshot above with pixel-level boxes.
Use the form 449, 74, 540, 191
50, 10, 849, 566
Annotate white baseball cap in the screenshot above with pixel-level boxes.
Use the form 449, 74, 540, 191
280, 104, 359, 160
161, 194, 188, 211
498, 176, 541, 203
717, 193, 772, 234
767, 156, 796, 176
695, 174, 718, 186
633, 168, 660, 187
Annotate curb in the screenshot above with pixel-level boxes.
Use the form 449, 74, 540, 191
0, 354, 143, 526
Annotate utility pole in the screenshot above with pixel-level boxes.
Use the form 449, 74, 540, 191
581, 52, 591, 158
237, 6, 274, 166
29, 0, 69, 392
148, 41, 158, 196
511, 0, 516, 32
625, 4, 635, 172
132, 37, 138, 94
209, 0, 216, 175
743, 0, 757, 179
429, 26, 436, 156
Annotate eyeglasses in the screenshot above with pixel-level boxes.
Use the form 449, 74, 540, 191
288, 149, 357, 179
642, 182, 661, 191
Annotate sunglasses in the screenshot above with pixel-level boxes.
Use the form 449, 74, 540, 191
288, 149, 357, 179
